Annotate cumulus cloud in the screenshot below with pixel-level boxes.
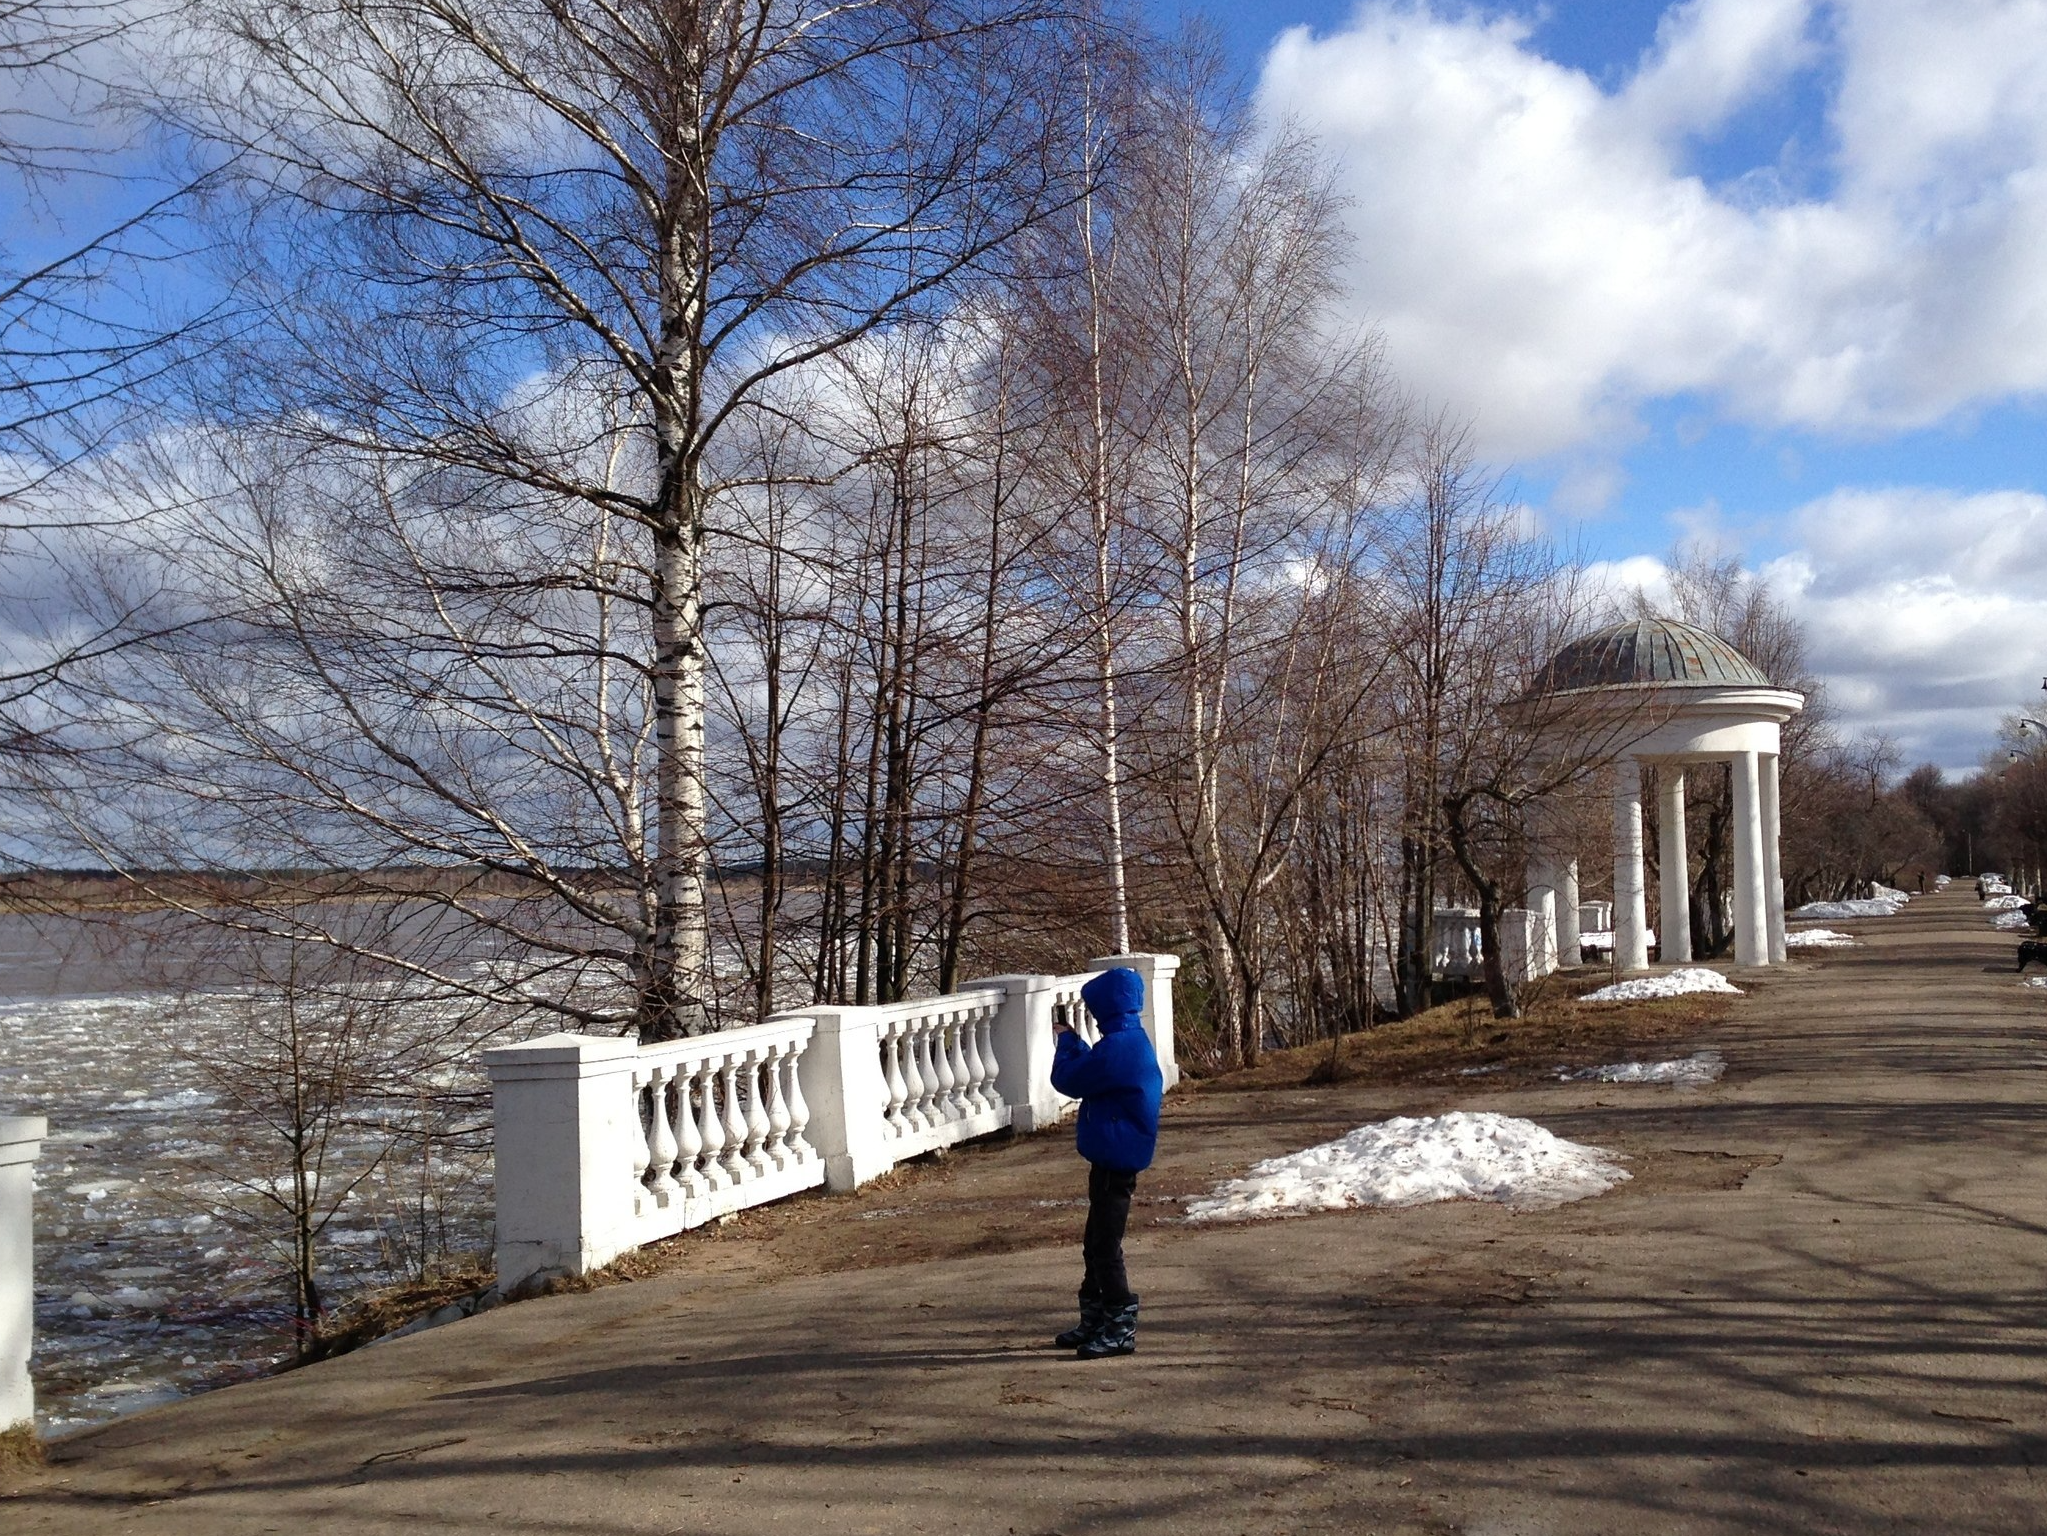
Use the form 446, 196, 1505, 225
1764, 486, 2047, 767
1586, 488, 2046, 769
1259, 0, 2047, 461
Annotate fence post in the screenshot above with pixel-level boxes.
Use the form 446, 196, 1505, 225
976, 974, 1067, 1132
1, 1115, 46, 1435
482, 1034, 642, 1290
1091, 953, 1182, 1091
792, 1008, 895, 1193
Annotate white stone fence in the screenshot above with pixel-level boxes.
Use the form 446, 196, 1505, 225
484, 954, 1179, 1289
2, 1115, 44, 1435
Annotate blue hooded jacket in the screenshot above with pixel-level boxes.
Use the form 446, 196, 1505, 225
1050, 967, 1164, 1172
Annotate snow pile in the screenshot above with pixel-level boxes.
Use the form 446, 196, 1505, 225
1577, 928, 1656, 951
1936, 874, 1953, 888
1984, 894, 2030, 911
1784, 928, 1858, 949
1790, 895, 1908, 920
1563, 1050, 1725, 1086
2024, 976, 2047, 989
1581, 967, 1743, 1003
1991, 911, 2031, 932
1183, 1112, 1629, 1221
1871, 883, 1910, 901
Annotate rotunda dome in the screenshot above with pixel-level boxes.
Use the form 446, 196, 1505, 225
1532, 617, 1771, 694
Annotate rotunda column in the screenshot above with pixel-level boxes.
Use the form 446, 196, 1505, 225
1657, 765, 1692, 964
1730, 750, 1770, 966
1613, 759, 1650, 972
1556, 855, 1581, 966
1762, 752, 1786, 963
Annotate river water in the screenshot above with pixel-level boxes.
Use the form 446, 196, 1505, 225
0, 912, 499, 1435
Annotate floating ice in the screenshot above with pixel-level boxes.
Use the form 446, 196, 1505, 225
1784, 928, 1858, 949
1184, 1112, 1629, 1221
1562, 1050, 1725, 1086
1581, 967, 1743, 1003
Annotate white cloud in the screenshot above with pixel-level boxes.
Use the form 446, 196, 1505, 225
1764, 486, 2047, 767
1260, 1, 2047, 463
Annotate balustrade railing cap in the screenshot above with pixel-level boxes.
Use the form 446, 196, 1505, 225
0, 1114, 46, 1164
482, 1032, 641, 1073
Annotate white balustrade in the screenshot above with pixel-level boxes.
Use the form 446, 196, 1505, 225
2, 1115, 45, 1435
485, 956, 1182, 1289
1431, 907, 1483, 979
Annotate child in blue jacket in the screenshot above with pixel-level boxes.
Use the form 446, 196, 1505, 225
1049, 965, 1163, 1358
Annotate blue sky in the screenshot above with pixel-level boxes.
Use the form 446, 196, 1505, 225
1145, 1, 2047, 770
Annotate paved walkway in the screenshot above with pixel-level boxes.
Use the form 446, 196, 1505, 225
10, 888, 2047, 1534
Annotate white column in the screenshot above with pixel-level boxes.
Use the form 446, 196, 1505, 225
1557, 857, 1582, 966
1730, 750, 1770, 967
1761, 752, 1786, 963
482, 1034, 644, 1289
1, 1115, 45, 1434
1658, 766, 1692, 964
1613, 759, 1651, 972
1523, 860, 1560, 977
1090, 952, 1181, 1090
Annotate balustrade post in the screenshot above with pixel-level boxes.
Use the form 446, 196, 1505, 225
977, 973, 1065, 1131
788, 1008, 896, 1193
1496, 907, 1539, 988
2, 1115, 45, 1436
1090, 952, 1182, 1090
481, 1034, 644, 1289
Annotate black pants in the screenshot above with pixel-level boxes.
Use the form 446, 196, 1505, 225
1081, 1162, 1139, 1307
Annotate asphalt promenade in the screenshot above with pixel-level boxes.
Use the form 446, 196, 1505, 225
10, 887, 2047, 1534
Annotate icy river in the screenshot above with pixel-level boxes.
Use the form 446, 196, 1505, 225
0, 913, 498, 1435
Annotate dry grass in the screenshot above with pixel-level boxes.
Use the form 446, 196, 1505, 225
0, 1422, 46, 1484
1201, 969, 1747, 1094
294, 1259, 496, 1364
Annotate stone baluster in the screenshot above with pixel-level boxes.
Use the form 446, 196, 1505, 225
959, 1010, 989, 1113
718, 1056, 750, 1180
930, 1017, 959, 1122
782, 1042, 814, 1163
900, 1023, 929, 1132
629, 1067, 652, 1191
674, 1062, 705, 1196
644, 1063, 680, 1197
762, 1042, 792, 1170
696, 1058, 729, 1191
741, 1050, 772, 1174
881, 1027, 911, 1137
946, 1017, 974, 1115
974, 1012, 1001, 1111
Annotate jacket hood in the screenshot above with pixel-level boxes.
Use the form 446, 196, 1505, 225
1081, 966, 1145, 1033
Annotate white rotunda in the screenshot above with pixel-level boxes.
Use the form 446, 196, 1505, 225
1519, 618, 1805, 974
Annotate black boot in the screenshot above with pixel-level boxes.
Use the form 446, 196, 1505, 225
1074, 1298, 1138, 1359
1054, 1294, 1108, 1349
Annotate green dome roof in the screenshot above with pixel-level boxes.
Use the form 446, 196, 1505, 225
1532, 618, 1771, 694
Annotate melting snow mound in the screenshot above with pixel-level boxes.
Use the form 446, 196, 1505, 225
1183, 1111, 1629, 1221
1565, 1050, 1725, 1086
1984, 894, 2029, 911
1785, 928, 1857, 949
1791, 896, 1907, 920
1581, 967, 1743, 1003
1991, 911, 2030, 932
